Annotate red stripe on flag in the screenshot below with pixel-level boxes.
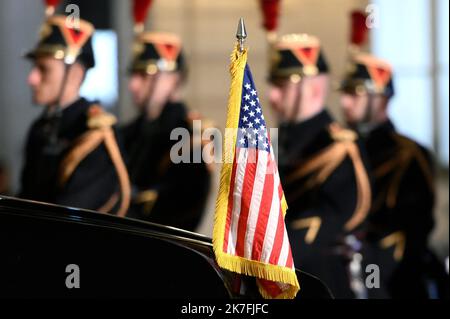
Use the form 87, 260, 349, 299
278, 178, 283, 199
223, 149, 239, 253
267, 181, 286, 265
235, 148, 258, 257
251, 159, 274, 261
286, 246, 294, 269
259, 279, 283, 298
269, 205, 285, 265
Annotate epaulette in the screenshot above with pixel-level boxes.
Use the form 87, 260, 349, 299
87, 104, 117, 129
392, 132, 417, 151
328, 123, 358, 143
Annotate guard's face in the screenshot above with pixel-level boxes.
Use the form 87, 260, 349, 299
128, 72, 156, 109
268, 78, 303, 122
27, 56, 66, 106
340, 93, 369, 125
128, 71, 180, 114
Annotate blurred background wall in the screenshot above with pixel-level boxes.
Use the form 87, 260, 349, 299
0, 0, 447, 258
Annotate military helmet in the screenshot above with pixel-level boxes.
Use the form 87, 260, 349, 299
269, 33, 329, 82
340, 53, 395, 97
130, 32, 186, 75
25, 15, 96, 69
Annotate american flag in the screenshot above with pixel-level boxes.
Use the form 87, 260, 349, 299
214, 48, 299, 299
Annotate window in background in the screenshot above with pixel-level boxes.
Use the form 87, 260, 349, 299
80, 30, 118, 109
372, 0, 449, 167
437, 0, 449, 167
371, 0, 433, 150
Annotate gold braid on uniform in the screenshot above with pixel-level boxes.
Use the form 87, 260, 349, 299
373, 135, 434, 262
379, 231, 406, 262
59, 105, 131, 217
134, 189, 159, 217
373, 133, 434, 262
131, 149, 169, 217
372, 134, 434, 211
286, 123, 372, 232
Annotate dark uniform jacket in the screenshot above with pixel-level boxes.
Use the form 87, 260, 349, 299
278, 110, 371, 298
19, 98, 129, 215
362, 120, 448, 298
122, 101, 211, 231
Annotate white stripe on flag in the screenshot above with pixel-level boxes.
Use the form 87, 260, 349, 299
260, 166, 281, 263
244, 150, 269, 259
278, 227, 290, 267
227, 148, 248, 255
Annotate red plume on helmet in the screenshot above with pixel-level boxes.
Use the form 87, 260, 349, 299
350, 10, 369, 48
43, 0, 61, 16
133, 0, 154, 33
259, 0, 281, 42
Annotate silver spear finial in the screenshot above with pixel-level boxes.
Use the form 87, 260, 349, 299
236, 17, 247, 52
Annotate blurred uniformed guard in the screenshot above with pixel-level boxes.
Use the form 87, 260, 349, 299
340, 53, 449, 298
122, 3, 211, 231
267, 34, 372, 298
19, 8, 130, 217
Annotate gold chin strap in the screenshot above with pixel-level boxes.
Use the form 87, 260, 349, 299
286, 123, 372, 233
59, 105, 131, 217
373, 134, 435, 210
